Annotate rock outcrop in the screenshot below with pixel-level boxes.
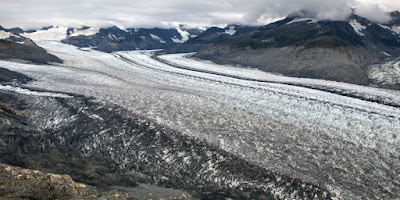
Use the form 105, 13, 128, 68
0, 163, 139, 200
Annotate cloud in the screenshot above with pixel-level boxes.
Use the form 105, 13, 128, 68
352, 1, 392, 22
0, 0, 399, 29
234, 0, 398, 24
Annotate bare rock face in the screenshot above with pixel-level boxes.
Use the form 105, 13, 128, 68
0, 163, 138, 200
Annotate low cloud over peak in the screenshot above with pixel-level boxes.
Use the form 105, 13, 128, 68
0, 0, 399, 30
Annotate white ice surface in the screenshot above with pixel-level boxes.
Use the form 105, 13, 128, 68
0, 84, 72, 98
22, 26, 68, 42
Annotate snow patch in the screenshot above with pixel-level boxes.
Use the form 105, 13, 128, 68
286, 18, 319, 25
172, 26, 190, 43
0, 84, 72, 98
150, 34, 166, 43
349, 19, 366, 36
224, 26, 236, 35
70, 27, 99, 37
381, 51, 391, 57
379, 24, 400, 35
108, 33, 117, 40
150, 34, 161, 40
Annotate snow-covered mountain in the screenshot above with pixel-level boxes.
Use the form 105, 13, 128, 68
13, 25, 204, 52
61, 25, 203, 52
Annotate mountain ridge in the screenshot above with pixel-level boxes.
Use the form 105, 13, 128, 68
193, 13, 400, 87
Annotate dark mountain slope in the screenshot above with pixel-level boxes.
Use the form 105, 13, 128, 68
0, 27, 63, 64
194, 14, 400, 85
0, 67, 32, 83
161, 25, 259, 54
0, 39, 62, 64
62, 26, 201, 52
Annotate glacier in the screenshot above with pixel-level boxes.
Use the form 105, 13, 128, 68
1, 38, 400, 199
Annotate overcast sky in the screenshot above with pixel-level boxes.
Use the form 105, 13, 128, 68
1, 0, 400, 30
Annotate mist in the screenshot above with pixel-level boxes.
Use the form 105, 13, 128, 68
0, 0, 399, 30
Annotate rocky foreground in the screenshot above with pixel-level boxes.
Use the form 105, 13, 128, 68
0, 163, 140, 200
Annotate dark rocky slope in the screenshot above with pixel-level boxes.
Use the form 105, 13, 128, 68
0, 68, 32, 84
0, 39, 63, 64
0, 92, 193, 199
194, 13, 400, 86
